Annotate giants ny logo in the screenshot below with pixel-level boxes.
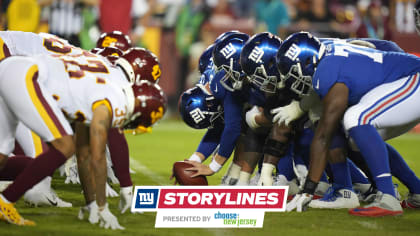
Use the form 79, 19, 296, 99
220, 43, 236, 59
285, 43, 301, 61
248, 47, 264, 64
134, 189, 159, 209
139, 192, 154, 205
189, 108, 205, 124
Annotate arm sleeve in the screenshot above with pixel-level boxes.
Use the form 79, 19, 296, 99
217, 92, 242, 158
196, 124, 223, 158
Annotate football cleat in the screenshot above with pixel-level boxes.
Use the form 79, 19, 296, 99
309, 187, 360, 209
24, 177, 72, 208
401, 193, 420, 209
349, 191, 403, 217
0, 194, 35, 226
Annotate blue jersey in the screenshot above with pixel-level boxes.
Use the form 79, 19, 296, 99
313, 42, 420, 105
320, 38, 404, 53
196, 68, 265, 158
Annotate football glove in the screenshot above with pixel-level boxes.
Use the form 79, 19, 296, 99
119, 186, 134, 214
271, 100, 304, 126
286, 193, 313, 212
78, 200, 99, 224
98, 203, 125, 230
64, 156, 80, 184
106, 183, 119, 198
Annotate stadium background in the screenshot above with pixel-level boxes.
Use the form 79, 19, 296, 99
2, 0, 420, 235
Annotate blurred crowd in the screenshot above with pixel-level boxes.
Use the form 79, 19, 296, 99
0, 0, 418, 111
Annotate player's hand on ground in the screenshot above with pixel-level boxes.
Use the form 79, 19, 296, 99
78, 200, 99, 224
106, 183, 119, 198
119, 186, 134, 214
286, 193, 313, 212
98, 203, 125, 230
184, 160, 215, 177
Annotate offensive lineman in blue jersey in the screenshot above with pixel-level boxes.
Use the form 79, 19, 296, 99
179, 32, 254, 177
277, 32, 420, 216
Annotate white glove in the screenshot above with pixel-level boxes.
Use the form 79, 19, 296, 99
98, 203, 125, 230
245, 106, 261, 129
286, 193, 313, 212
271, 100, 304, 126
65, 156, 80, 184
119, 186, 135, 214
106, 147, 120, 184
106, 183, 119, 198
78, 201, 99, 224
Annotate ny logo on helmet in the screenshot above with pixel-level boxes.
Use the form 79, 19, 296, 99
285, 43, 301, 61
248, 46, 264, 63
220, 43, 236, 59
189, 108, 205, 124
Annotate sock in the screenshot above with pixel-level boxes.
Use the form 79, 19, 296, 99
228, 162, 241, 179
108, 128, 132, 187
349, 125, 395, 197
387, 144, 420, 194
237, 171, 251, 185
348, 159, 370, 184
2, 146, 67, 202
260, 163, 275, 186
330, 161, 353, 190
0, 155, 34, 180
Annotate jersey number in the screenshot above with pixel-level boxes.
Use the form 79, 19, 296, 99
59, 56, 109, 79
334, 44, 383, 63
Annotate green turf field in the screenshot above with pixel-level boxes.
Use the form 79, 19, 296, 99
4, 119, 420, 235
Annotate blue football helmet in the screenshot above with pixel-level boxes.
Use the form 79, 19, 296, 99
198, 44, 215, 74
179, 84, 223, 129
276, 32, 325, 96
214, 30, 240, 44
212, 32, 249, 92
415, 0, 420, 35
240, 32, 282, 94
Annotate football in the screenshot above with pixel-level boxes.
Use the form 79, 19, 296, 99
172, 161, 208, 185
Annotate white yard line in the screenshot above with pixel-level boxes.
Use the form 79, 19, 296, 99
130, 158, 169, 185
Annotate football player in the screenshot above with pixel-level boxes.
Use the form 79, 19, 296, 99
0, 49, 166, 227
0, 31, 162, 213
179, 32, 256, 179
265, 36, 406, 209
278, 32, 420, 216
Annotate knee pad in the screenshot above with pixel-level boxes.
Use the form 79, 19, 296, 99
263, 138, 290, 158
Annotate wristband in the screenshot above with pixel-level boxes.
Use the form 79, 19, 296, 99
188, 153, 202, 163
209, 159, 222, 173
302, 178, 318, 195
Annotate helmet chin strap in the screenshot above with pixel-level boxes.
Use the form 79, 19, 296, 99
116, 58, 135, 84
122, 85, 135, 118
